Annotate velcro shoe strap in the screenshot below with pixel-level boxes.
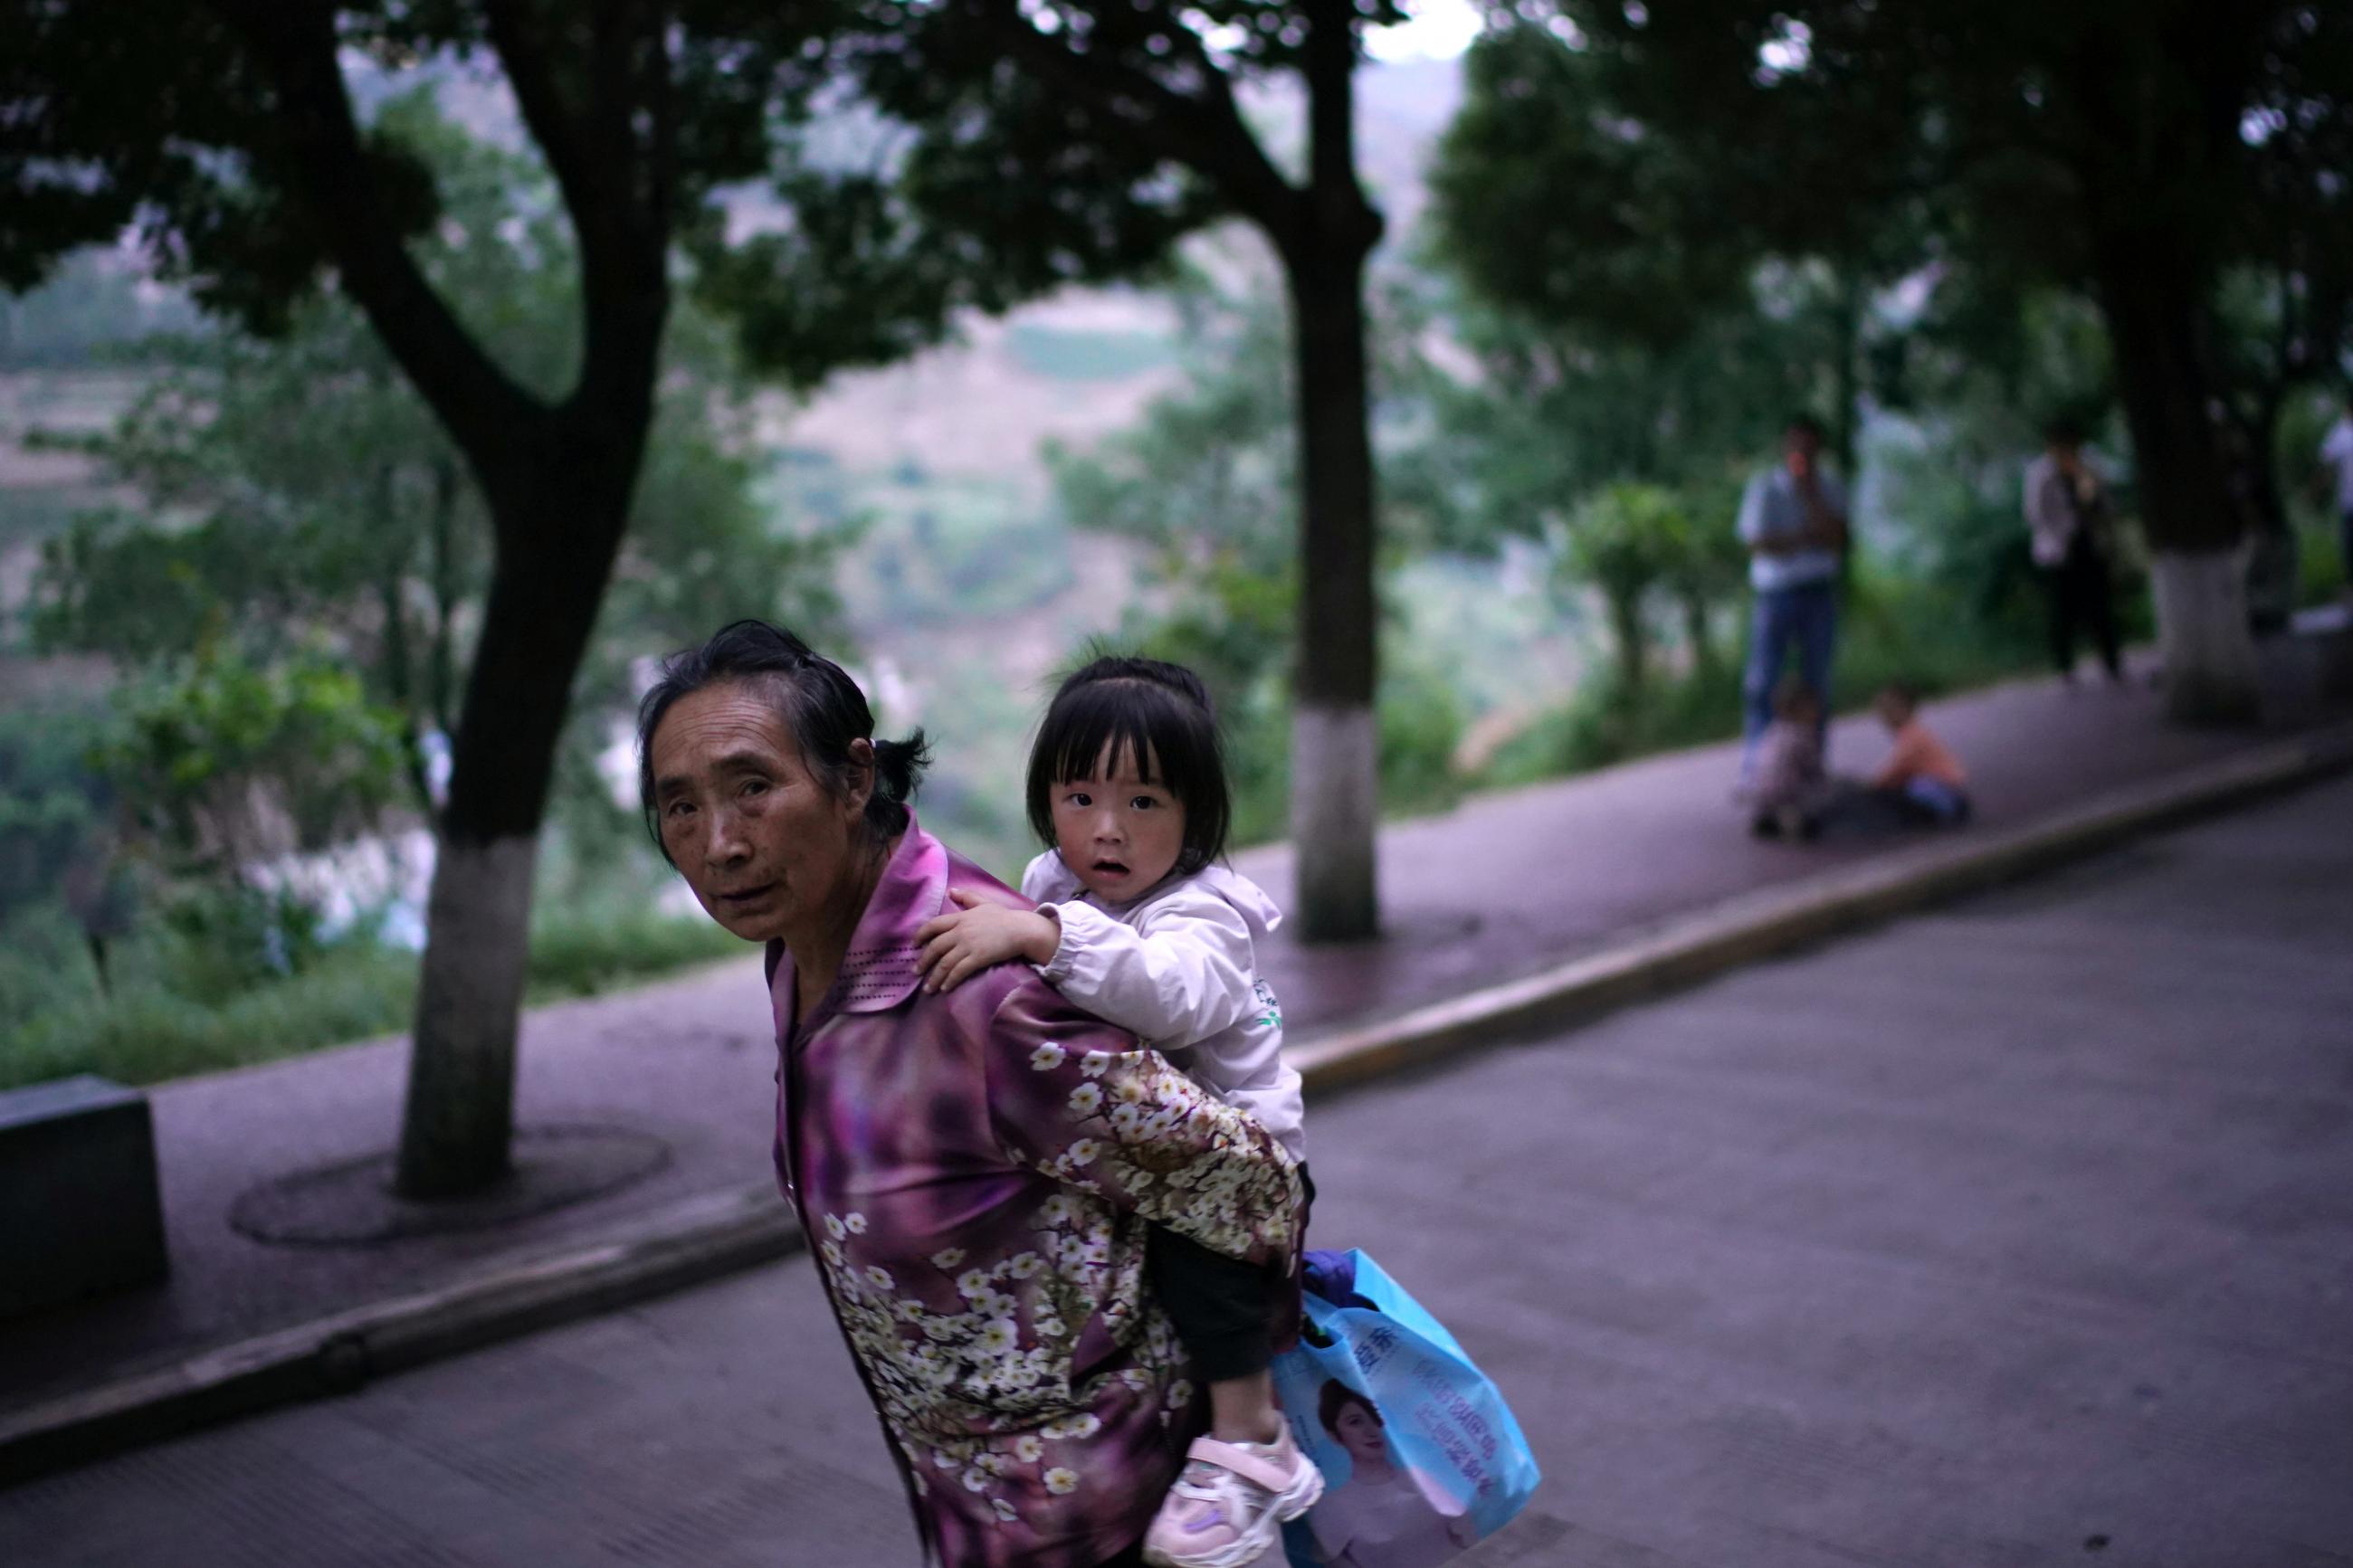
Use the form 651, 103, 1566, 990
1185, 1436, 1294, 1496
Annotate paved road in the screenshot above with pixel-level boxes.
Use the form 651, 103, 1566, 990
7, 775, 2351, 1567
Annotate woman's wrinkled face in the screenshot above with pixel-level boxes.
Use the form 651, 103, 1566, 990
650, 681, 867, 945
1333, 1402, 1386, 1467
1050, 741, 1187, 905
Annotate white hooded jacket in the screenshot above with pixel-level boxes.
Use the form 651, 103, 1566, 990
1021, 850, 1306, 1161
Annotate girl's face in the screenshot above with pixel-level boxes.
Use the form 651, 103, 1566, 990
1051, 741, 1187, 904
1333, 1402, 1387, 1467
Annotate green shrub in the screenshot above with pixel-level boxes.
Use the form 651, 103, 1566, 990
526, 904, 746, 1000
0, 883, 753, 1091
1377, 651, 1468, 820
2296, 516, 2348, 606
0, 925, 417, 1091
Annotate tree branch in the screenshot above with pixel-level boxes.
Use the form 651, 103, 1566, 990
481, 0, 668, 422
481, 0, 611, 242
980, 0, 1302, 242
223, 4, 547, 479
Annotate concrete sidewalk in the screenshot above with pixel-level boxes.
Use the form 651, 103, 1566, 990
7, 755, 2348, 1567
3, 647, 2345, 1423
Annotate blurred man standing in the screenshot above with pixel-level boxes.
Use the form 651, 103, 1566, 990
1738, 415, 1850, 787
2024, 417, 2123, 686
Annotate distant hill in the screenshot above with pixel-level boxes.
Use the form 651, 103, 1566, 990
782, 53, 1466, 490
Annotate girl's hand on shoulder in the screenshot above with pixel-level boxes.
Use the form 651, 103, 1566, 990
915, 890, 1059, 993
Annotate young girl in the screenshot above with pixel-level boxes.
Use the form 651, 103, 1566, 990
1748, 677, 1830, 841
915, 654, 1320, 1568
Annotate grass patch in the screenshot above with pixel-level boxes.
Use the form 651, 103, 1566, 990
2296, 513, 2348, 607
524, 903, 748, 1002
0, 929, 418, 1090
0, 894, 751, 1092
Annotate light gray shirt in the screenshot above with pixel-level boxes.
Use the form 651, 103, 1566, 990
1738, 466, 1847, 592
2023, 451, 2106, 566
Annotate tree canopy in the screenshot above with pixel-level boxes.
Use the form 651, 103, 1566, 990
1470, 0, 2353, 719
5, 0, 1023, 1194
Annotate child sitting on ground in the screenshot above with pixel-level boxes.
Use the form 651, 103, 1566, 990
1750, 679, 1830, 840
1867, 681, 1972, 825
913, 654, 1320, 1568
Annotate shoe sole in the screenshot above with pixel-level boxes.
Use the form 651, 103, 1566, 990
1141, 1458, 1327, 1568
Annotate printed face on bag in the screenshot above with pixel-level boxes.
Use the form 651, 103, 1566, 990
651, 682, 870, 944
1051, 740, 1186, 903
1335, 1400, 1388, 1467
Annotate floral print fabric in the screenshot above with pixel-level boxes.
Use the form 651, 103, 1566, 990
767, 818, 1306, 1568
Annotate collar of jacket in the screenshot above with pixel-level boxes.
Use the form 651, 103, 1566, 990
768, 812, 948, 1022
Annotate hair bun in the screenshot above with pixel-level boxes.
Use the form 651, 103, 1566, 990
872, 730, 931, 805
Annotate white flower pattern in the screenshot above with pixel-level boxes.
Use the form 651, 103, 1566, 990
789, 946, 1301, 1554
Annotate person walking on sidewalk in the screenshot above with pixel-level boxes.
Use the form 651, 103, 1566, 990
1739, 414, 1851, 788
639, 621, 1307, 1568
2024, 417, 2124, 685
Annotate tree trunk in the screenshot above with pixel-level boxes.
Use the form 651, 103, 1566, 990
231, 0, 676, 1199
394, 454, 642, 1197
1281, 0, 1384, 944
2146, 551, 2260, 718
1679, 593, 1717, 678
371, 461, 437, 816
428, 458, 461, 741
1606, 588, 1648, 698
2092, 243, 2261, 724
1283, 243, 1380, 941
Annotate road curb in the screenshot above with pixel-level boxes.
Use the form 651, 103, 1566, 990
6, 720, 2348, 1488
0, 1184, 796, 1488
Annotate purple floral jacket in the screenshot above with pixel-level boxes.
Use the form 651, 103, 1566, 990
765, 817, 1307, 1568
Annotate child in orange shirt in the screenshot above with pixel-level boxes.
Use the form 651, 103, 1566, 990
1868, 683, 1971, 824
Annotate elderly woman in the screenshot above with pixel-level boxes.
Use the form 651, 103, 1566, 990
638, 621, 1307, 1568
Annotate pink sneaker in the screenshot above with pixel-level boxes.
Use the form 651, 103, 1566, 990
1142, 1428, 1326, 1568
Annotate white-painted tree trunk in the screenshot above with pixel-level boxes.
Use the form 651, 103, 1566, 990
395, 832, 539, 1196
2148, 548, 2262, 726
1291, 700, 1378, 939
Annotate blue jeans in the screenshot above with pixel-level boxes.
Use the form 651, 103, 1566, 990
1897, 775, 1972, 824
1743, 579, 1839, 758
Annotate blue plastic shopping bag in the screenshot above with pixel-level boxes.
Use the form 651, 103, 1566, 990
1271, 1249, 1540, 1567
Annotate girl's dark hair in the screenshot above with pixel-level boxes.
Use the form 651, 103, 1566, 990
1025, 654, 1230, 876
636, 620, 929, 862
1319, 1381, 1380, 1438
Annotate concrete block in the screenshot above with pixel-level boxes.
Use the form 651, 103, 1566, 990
0, 1076, 167, 1317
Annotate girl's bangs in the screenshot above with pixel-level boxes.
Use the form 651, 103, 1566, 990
1047, 694, 1165, 787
